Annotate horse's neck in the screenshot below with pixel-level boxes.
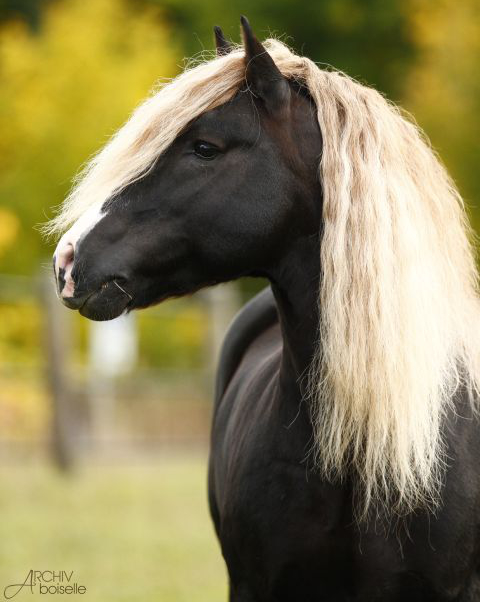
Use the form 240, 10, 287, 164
270, 235, 320, 395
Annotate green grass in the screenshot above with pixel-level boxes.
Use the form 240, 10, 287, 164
0, 457, 228, 601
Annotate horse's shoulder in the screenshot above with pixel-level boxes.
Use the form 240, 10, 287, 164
214, 286, 278, 406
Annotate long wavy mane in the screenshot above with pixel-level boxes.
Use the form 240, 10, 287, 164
47, 40, 480, 516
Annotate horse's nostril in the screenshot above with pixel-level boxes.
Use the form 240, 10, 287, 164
56, 242, 75, 274
53, 241, 76, 297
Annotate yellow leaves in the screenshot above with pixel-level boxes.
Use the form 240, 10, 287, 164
404, 0, 480, 227
173, 306, 208, 350
0, 0, 179, 273
0, 208, 20, 258
0, 301, 48, 438
0, 376, 49, 440
0, 302, 42, 363
137, 303, 209, 369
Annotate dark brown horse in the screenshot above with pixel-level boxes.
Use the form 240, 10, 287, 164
51, 18, 480, 601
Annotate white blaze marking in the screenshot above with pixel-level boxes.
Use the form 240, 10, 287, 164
54, 204, 105, 298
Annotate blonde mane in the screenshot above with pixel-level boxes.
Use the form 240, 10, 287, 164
48, 39, 480, 516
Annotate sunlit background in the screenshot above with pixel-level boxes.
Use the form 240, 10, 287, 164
0, 0, 479, 599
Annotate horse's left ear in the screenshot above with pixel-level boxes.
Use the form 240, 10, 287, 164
214, 26, 234, 56
240, 16, 290, 113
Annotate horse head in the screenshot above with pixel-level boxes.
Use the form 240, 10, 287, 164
52, 17, 322, 321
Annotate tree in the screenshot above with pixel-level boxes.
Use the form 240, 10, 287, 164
404, 0, 480, 231
0, 0, 178, 273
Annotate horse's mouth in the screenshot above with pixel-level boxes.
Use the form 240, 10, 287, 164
62, 279, 133, 321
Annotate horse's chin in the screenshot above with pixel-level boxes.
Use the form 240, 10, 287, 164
80, 294, 129, 321
64, 280, 131, 321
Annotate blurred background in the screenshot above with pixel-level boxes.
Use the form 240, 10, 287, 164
0, 0, 478, 599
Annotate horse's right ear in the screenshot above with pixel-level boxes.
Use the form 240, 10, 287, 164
214, 26, 234, 56
240, 16, 290, 113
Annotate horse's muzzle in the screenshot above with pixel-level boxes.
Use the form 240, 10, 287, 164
53, 254, 132, 320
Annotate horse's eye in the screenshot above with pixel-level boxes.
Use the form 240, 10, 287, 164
194, 140, 219, 160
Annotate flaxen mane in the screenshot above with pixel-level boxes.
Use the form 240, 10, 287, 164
47, 39, 480, 516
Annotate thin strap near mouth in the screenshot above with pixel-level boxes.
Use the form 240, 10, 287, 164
113, 279, 133, 301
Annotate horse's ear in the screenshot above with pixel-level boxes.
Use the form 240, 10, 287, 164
240, 15, 290, 112
214, 26, 233, 56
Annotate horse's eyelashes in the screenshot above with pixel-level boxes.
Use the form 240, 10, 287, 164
193, 140, 220, 160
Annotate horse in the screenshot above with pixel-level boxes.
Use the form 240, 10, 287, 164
49, 17, 480, 601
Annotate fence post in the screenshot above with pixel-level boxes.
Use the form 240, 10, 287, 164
40, 272, 76, 471
87, 313, 137, 455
